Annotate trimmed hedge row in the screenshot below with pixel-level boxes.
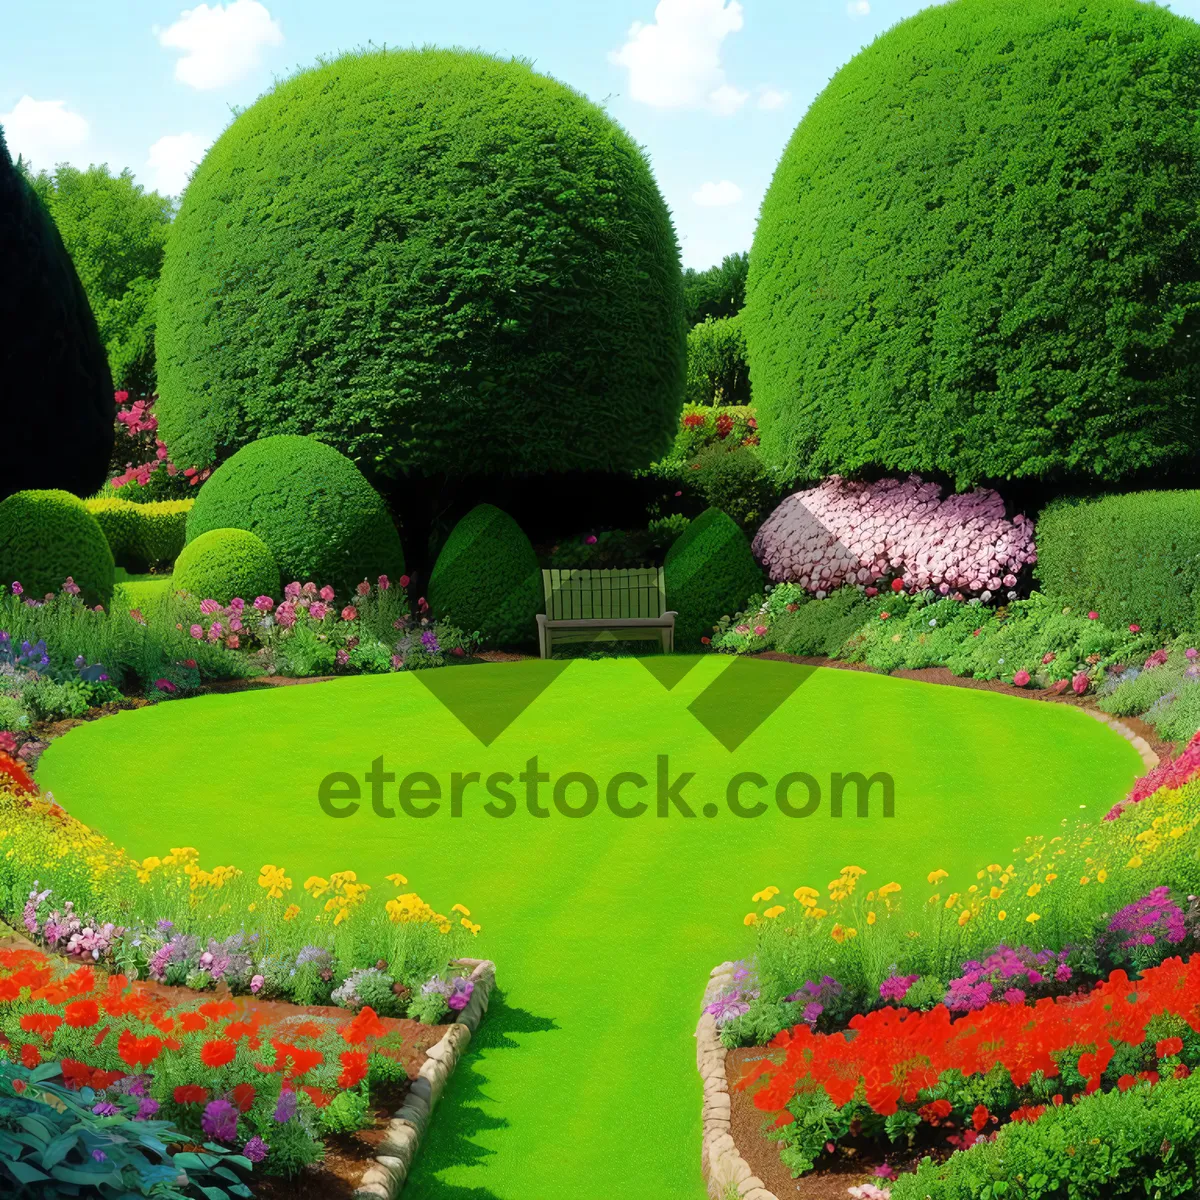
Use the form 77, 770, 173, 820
0, 490, 114, 606
86, 497, 192, 569
1035, 492, 1200, 637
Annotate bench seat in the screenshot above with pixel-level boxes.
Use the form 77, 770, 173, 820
537, 568, 675, 658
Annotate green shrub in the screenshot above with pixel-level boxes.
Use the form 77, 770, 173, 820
772, 586, 873, 658
686, 314, 749, 405
86, 497, 192, 568
745, 0, 1200, 488
686, 444, 776, 532
0, 490, 115, 606
891, 1073, 1200, 1200
173, 528, 280, 606
1036, 492, 1200, 637
185, 436, 403, 596
683, 252, 748, 327
156, 48, 685, 481
664, 508, 763, 648
0, 130, 114, 501
428, 504, 540, 647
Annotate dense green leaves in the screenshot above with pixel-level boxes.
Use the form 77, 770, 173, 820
173, 527, 280, 606
683, 252, 748, 327
157, 48, 686, 480
0, 130, 114, 501
745, 0, 1200, 488
686, 315, 749, 405
21, 164, 172, 394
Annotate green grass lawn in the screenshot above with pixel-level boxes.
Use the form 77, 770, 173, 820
37, 657, 1143, 1199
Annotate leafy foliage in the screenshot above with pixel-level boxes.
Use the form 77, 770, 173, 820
682, 252, 748, 327
745, 0, 1200, 488
156, 48, 685, 480
1036, 492, 1200, 638
186, 436, 404, 597
173, 529, 280, 607
20, 164, 172, 394
0, 130, 114, 501
663, 507, 763, 647
85, 498, 192, 571
0, 491, 115, 606
685, 315, 749, 405
428, 504, 540, 647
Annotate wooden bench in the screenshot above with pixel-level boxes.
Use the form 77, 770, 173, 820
536, 568, 676, 658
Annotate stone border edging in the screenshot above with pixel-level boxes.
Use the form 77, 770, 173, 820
697, 962, 779, 1200
355, 957, 496, 1199
1079, 708, 1159, 773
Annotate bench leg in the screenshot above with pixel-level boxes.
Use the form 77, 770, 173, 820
536, 616, 548, 659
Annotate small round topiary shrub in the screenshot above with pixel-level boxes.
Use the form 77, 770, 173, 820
156, 48, 685, 481
173, 528, 280, 607
428, 504, 541, 647
665, 507, 763, 648
185, 436, 404, 596
0, 490, 115, 606
745, 0, 1200, 488
87, 497, 193, 569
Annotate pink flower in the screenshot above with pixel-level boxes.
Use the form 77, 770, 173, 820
865, 587, 878, 597
250, 975, 264, 995
189, 624, 203, 639
226, 635, 240, 650
398, 575, 411, 589
341, 606, 358, 622
114, 390, 129, 404
585, 535, 598, 545
418, 597, 429, 614
1189, 648, 1199, 661
1012, 669, 1031, 687
199, 598, 220, 616
391, 654, 404, 670
378, 575, 390, 591
275, 602, 297, 629
1129, 624, 1141, 633
284, 582, 302, 600
11, 582, 21, 596
452, 646, 465, 657
229, 616, 243, 632
356, 580, 371, 597
62, 577, 81, 596
319, 586, 335, 602
674, 490, 682, 498
309, 603, 327, 622
1042, 652, 1055, 664
302, 582, 317, 597
0, 732, 17, 754
1087, 611, 1099, 620
229, 597, 245, 612
1072, 670, 1090, 695
253, 596, 274, 612
207, 621, 224, 641
753, 625, 768, 636
336, 649, 350, 666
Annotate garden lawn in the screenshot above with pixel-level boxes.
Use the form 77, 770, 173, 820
37, 657, 1143, 1199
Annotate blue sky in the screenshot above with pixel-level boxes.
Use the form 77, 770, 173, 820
3, 0, 1197, 268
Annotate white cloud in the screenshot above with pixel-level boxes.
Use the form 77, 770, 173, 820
144, 132, 212, 196
157, 0, 283, 90
0, 96, 89, 171
757, 86, 790, 111
692, 179, 743, 207
610, 0, 749, 115
847, 0, 871, 16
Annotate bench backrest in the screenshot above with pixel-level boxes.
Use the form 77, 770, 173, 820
542, 568, 667, 620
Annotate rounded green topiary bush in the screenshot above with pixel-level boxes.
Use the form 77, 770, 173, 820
428, 504, 541, 647
0, 131, 114, 500
664, 507, 763, 648
173, 528, 280, 607
0, 490, 115, 606
745, 0, 1200, 488
156, 48, 685, 481
86, 497, 193, 569
185, 436, 404, 596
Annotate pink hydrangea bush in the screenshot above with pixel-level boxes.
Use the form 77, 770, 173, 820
752, 475, 1036, 598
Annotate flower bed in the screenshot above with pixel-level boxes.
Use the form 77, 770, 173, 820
701, 747, 1200, 1195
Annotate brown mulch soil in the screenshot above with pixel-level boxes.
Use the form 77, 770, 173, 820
728, 1046, 942, 1199
756, 652, 1178, 763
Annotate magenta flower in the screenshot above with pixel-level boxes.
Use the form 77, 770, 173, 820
284, 582, 302, 600
1129, 624, 1141, 633
275, 602, 297, 629
11, 582, 21, 596
243, 1136, 268, 1163
189, 624, 203, 639
229, 597, 245, 612
319, 585, 335, 602
753, 625, 768, 636
1012, 669, 1030, 687
399, 575, 411, 589
336, 649, 350, 666
154, 678, 177, 693
309, 602, 327, 621
1087, 610, 1099, 620
202, 1098, 239, 1142
250, 974, 265, 994
356, 580, 371, 596
341, 605, 357, 621
199, 598, 221, 616
378, 575, 390, 591
585, 535, 597, 545
62, 577, 81, 596
253, 596, 274, 612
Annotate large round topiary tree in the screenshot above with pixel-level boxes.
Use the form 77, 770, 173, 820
185, 436, 404, 596
745, 0, 1200, 489
0, 130, 114, 500
156, 48, 685, 487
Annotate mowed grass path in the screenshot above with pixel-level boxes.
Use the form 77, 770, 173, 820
38, 658, 1142, 1199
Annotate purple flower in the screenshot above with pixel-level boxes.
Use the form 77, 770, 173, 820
243, 1135, 268, 1163
92, 1102, 119, 1117
704, 990, 751, 1026
11, 582, 21, 596
91, 1149, 107, 1163
272, 1089, 297, 1124
202, 1098, 239, 1142
135, 1098, 160, 1121
879, 973, 918, 1003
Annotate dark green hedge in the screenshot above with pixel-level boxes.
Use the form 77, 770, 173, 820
0, 490, 115, 606
428, 504, 541, 647
86, 498, 192, 569
745, 0, 1200, 488
1035, 491, 1200, 637
185, 436, 404, 596
156, 48, 685, 480
173, 528, 280, 607
0, 131, 113, 501
664, 507, 763, 648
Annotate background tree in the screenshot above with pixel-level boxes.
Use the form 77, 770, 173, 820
682, 251, 748, 327
21, 163, 173, 396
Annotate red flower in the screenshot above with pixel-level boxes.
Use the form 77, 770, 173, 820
301, 1085, 331, 1107
290, 1022, 323, 1041
198, 1001, 236, 1021
918, 1099, 953, 1125
971, 1104, 990, 1131
173, 1085, 209, 1105
178, 1012, 208, 1033
1117, 1074, 1136, 1091
64, 1000, 99, 1029
338, 1050, 369, 1090
890, 579, 904, 593
1156, 1037, 1184, 1058
19, 1044, 40, 1069
700, 636, 711, 645
341, 1007, 387, 1046
20, 1013, 62, 1041
231, 1083, 256, 1113
682, 413, 705, 428
200, 1039, 237, 1068
11, 1080, 25, 1094
1009, 1105, 1045, 1124
117, 1029, 164, 1070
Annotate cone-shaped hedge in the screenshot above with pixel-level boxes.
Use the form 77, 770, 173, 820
185, 436, 403, 596
745, 0, 1200, 488
0, 130, 114, 501
664, 507, 763, 648
157, 48, 685, 481
428, 504, 541, 647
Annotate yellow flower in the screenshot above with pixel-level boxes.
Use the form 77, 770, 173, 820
752, 886, 780, 902
304, 875, 330, 898
461, 918, 481, 935
1080, 876, 1090, 886
927, 869, 949, 884
945, 892, 960, 909
1126, 855, 1144, 869
989, 886, 1003, 900
997, 910, 1006, 921
866, 911, 877, 925
793, 886, 819, 906
958, 911, 971, 926
1044, 873, 1057, 883
283, 904, 301, 922
878, 882, 901, 897
744, 913, 758, 926
452, 903, 471, 917
1097, 869, 1108, 883
1026, 912, 1041, 924
386, 873, 409, 886
831, 924, 847, 943
764, 905, 785, 919
247, 902, 257, 913
1026, 884, 1041, 898
840, 865, 866, 878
